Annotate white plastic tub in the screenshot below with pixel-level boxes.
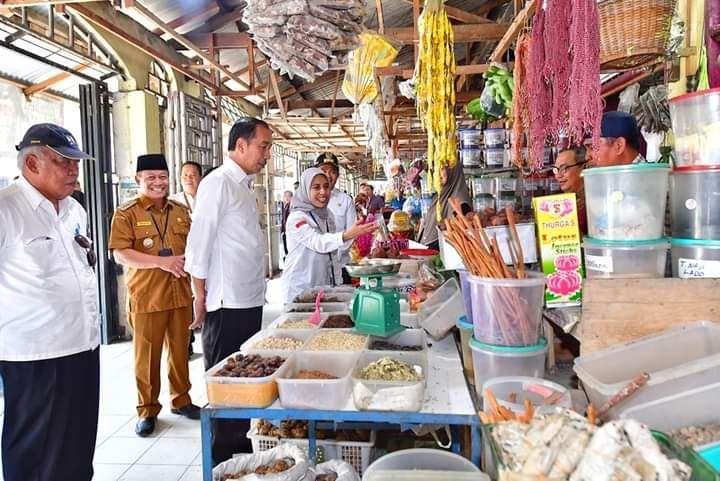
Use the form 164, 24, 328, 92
484, 148, 506, 167
671, 238, 720, 278
468, 272, 545, 347
418, 278, 466, 340
670, 167, 720, 240
481, 376, 571, 414
473, 194, 495, 213
241, 329, 313, 352
574, 321, 720, 419
285, 302, 350, 313
619, 382, 720, 433
352, 351, 427, 412
483, 128, 506, 148
276, 351, 358, 409
437, 224, 537, 270
583, 237, 669, 279
582, 163, 670, 241
363, 448, 481, 480
459, 128, 482, 148
369, 329, 427, 352
669, 87, 720, 168
268, 312, 330, 329
470, 337, 547, 397
473, 176, 496, 195
461, 148, 483, 167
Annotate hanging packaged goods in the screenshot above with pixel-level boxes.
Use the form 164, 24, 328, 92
415, 0, 457, 214
245, 0, 366, 82
342, 33, 399, 105
519, 0, 602, 170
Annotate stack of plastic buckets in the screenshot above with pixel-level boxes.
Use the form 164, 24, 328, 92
668, 88, 720, 278
581, 164, 670, 278
459, 270, 548, 396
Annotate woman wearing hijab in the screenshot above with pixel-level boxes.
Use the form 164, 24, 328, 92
418, 161, 472, 249
282, 168, 376, 304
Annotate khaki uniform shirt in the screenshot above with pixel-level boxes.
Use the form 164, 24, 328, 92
108, 195, 192, 314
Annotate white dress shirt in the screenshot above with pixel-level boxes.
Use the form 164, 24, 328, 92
327, 189, 356, 266
281, 210, 350, 304
169, 191, 195, 215
0, 177, 100, 361
185, 159, 266, 311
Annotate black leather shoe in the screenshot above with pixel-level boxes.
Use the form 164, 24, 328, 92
135, 417, 156, 437
171, 403, 201, 420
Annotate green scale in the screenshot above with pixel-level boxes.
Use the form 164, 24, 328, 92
351, 272, 404, 337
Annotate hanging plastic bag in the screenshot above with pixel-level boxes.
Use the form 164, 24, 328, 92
342, 32, 399, 104
409, 424, 453, 449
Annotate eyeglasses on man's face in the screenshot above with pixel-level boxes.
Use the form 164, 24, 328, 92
552, 161, 587, 176
74, 234, 97, 268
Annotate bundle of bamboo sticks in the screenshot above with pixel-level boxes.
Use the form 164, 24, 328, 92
443, 198, 525, 279
444, 199, 538, 345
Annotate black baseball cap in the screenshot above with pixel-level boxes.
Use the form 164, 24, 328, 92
16, 123, 93, 159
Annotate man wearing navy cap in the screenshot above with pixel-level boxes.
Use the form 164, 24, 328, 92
108, 154, 200, 437
0, 123, 100, 481
588, 111, 646, 167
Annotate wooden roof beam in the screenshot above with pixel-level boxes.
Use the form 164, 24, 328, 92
489, 0, 535, 62
377, 63, 511, 78
384, 23, 509, 44
400, 0, 491, 23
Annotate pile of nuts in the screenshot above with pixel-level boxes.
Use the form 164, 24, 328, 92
322, 314, 354, 328
215, 354, 285, 378
306, 331, 366, 351
253, 336, 305, 350
293, 370, 337, 380
220, 458, 295, 480
370, 340, 423, 351
280, 320, 317, 329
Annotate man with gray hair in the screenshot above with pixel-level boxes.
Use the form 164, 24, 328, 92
0, 123, 100, 481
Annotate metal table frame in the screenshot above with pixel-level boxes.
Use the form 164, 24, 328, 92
201, 407, 482, 480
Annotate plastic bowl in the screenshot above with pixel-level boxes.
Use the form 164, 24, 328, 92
467, 272, 545, 347
583, 237, 669, 279
671, 238, 720, 278
670, 167, 720, 240
363, 448, 480, 477
470, 337, 547, 397
582, 164, 670, 241
669, 87, 720, 168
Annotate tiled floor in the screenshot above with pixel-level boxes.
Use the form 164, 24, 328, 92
0, 279, 287, 481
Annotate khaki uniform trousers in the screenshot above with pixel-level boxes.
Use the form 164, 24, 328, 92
129, 306, 192, 418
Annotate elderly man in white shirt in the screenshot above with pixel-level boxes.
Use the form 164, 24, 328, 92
0, 123, 100, 481
185, 117, 272, 463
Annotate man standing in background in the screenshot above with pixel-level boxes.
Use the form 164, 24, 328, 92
109, 154, 200, 437
185, 117, 272, 462
318, 155, 356, 283
170, 160, 202, 215
360, 182, 385, 214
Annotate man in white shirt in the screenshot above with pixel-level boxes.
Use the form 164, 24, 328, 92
318, 156, 356, 283
169, 160, 202, 215
185, 117, 272, 462
0, 123, 100, 481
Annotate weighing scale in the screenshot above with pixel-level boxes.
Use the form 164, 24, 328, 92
351, 271, 404, 337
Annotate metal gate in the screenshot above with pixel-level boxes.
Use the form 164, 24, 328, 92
79, 82, 123, 344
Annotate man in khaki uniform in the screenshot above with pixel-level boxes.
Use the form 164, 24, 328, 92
109, 154, 200, 437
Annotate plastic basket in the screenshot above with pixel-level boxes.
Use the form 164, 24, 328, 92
247, 426, 376, 476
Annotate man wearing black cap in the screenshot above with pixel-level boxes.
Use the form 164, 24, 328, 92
0, 123, 100, 481
588, 111, 646, 168
108, 154, 200, 437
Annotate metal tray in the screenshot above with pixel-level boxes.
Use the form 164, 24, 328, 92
346, 261, 402, 276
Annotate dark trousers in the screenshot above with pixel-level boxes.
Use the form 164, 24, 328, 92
202, 306, 263, 464
0, 348, 100, 481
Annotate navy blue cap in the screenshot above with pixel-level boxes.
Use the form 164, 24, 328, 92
136, 154, 168, 173
600, 111, 641, 150
16, 123, 92, 159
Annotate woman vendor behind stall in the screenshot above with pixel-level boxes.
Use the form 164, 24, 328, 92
418, 161, 472, 250
282, 168, 376, 304
553, 145, 588, 235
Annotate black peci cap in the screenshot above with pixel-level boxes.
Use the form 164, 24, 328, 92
136, 154, 169, 173
16, 123, 93, 159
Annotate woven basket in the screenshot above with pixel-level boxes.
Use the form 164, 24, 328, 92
599, 0, 677, 71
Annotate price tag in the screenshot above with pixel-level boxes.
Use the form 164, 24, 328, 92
679, 258, 720, 278
586, 255, 614, 273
